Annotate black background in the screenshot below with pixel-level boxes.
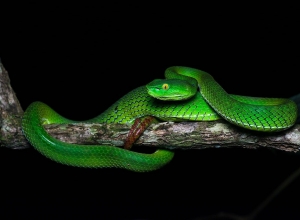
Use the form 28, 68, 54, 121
1, 2, 300, 220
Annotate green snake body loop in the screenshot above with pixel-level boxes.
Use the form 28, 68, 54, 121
163, 66, 298, 131
22, 66, 298, 172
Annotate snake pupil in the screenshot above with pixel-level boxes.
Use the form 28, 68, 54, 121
162, 84, 169, 90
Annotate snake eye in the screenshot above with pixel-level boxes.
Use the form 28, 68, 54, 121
162, 84, 169, 90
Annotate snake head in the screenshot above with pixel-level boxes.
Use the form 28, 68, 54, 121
146, 79, 197, 101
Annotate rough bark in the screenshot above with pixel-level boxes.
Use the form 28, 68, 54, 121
1, 59, 300, 153
44, 121, 300, 152
0, 60, 30, 149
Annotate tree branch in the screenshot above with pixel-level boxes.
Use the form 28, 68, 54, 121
1, 59, 300, 153
44, 120, 300, 153
0, 60, 30, 149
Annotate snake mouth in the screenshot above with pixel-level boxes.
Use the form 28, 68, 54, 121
147, 89, 189, 101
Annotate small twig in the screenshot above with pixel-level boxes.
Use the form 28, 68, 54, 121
244, 166, 300, 220
191, 166, 300, 220
192, 212, 247, 220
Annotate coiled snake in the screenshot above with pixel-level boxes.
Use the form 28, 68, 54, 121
22, 66, 298, 172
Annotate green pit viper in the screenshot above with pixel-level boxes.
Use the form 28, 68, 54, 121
22, 66, 298, 172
